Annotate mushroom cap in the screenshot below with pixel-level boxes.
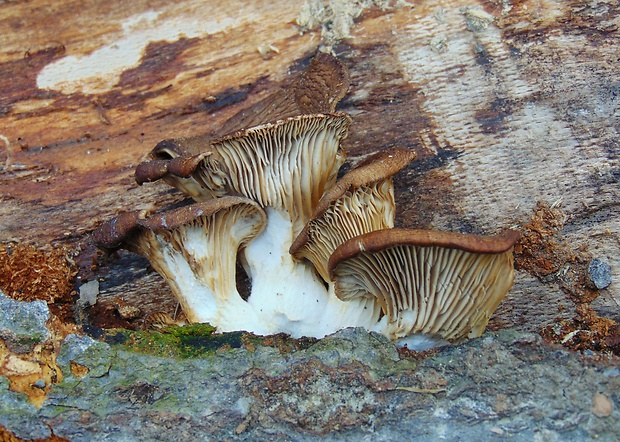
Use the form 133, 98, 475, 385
138, 196, 264, 232
309, 148, 416, 221
328, 228, 520, 341
218, 51, 350, 136
329, 229, 520, 264
93, 196, 266, 251
135, 152, 211, 185
289, 148, 416, 281
191, 113, 350, 234
134, 51, 350, 186
92, 210, 146, 250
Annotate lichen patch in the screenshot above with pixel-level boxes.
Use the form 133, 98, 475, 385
297, 0, 411, 48
0, 340, 63, 408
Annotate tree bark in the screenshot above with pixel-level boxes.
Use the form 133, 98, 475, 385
0, 0, 618, 334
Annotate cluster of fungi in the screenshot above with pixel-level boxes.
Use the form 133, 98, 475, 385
94, 53, 519, 347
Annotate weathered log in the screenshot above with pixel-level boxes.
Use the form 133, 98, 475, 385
0, 0, 618, 341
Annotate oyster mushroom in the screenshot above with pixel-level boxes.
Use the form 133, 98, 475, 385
148, 113, 382, 338
126, 52, 363, 337
207, 114, 354, 336
134, 51, 349, 189
328, 229, 520, 341
93, 197, 268, 332
290, 147, 416, 282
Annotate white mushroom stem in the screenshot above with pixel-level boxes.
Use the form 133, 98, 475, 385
242, 207, 382, 338
125, 199, 269, 332
155, 219, 263, 331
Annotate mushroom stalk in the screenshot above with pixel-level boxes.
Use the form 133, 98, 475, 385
150, 226, 259, 330
242, 207, 381, 338
94, 198, 270, 333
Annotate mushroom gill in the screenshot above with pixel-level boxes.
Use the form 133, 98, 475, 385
328, 229, 520, 341
193, 113, 350, 232
290, 147, 416, 282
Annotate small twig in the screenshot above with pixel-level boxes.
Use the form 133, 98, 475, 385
395, 386, 447, 394
562, 329, 587, 344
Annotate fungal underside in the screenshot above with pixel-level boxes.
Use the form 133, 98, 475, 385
94, 53, 518, 345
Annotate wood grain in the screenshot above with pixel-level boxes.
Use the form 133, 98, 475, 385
1, 0, 618, 334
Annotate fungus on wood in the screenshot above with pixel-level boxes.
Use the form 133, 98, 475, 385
328, 229, 520, 341
93, 52, 519, 345
290, 147, 416, 282
94, 197, 267, 330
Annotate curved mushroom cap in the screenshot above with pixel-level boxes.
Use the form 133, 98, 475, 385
134, 137, 214, 200
137, 196, 264, 233
92, 210, 146, 250
192, 113, 350, 234
328, 229, 520, 341
134, 152, 212, 199
93, 196, 264, 250
290, 148, 416, 281
93, 197, 267, 324
134, 52, 350, 192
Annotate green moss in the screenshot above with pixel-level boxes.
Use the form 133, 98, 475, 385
102, 325, 322, 359
102, 324, 246, 359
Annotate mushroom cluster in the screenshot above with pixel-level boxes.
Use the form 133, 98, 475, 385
94, 53, 519, 345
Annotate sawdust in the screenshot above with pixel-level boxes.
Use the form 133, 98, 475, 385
0, 243, 76, 304
515, 202, 618, 355
514, 201, 598, 303
541, 303, 618, 355
514, 201, 568, 277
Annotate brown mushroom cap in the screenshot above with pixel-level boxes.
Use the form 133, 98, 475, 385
289, 148, 416, 281
92, 210, 146, 250
94, 196, 266, 253
218, 51, 350, 136
137, 114, 350, 216
328, 228, 520, 341
311, 148, 416, 221
136, 197, 261, 231
135, 152, 211, 185
134, 51, 350, 189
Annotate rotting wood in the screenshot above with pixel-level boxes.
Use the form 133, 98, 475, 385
0, 0, 618, 348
